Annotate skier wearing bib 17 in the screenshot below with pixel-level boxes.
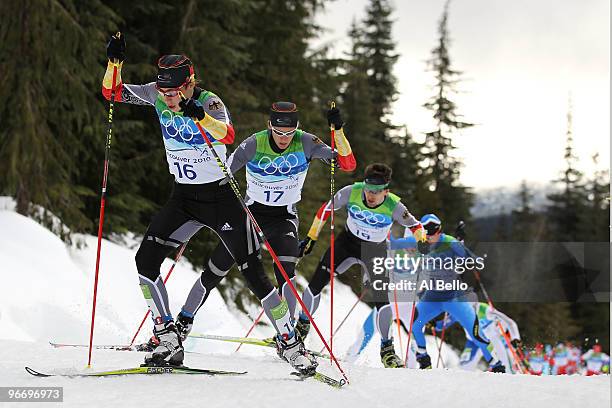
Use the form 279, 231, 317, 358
297, 163, 429, 368
176, 102, 356, 371
101, 34, 299, 371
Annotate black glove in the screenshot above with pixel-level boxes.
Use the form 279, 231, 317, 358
106, 32, 126, 62
179, 97, 206, 120
511, 339, 522, 350
298, 237, 316, 257
425, 321, 436, 333
455, 220, 466, 242
417, 240, 430, 255
327, 107, 343, 130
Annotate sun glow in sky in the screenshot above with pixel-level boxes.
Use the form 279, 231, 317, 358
314, 0, 610, 189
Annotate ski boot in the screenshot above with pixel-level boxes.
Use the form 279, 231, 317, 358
275, 332, 318, 376
294, 314, 311, 341
176, 311, 194, 342
143, 320, 184, 367
416, 352, 432, 369
490, 360, 506, 373
380, 339, 404, 368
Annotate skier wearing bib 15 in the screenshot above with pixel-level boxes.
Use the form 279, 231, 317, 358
175, 102, 355, 369
297, 163, 429, 368
102, 34, 298, 369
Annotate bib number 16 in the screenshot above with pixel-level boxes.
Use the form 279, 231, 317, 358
173, 162, 197, 180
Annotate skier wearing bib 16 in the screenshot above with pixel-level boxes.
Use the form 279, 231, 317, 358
297, 163, 429, 368
102, 34, 299, 369
408, 214, 506, 373
176, 102, 355, 371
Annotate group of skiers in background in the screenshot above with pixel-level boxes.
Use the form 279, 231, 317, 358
101, 33, 608, 378
526, 342, 609, 376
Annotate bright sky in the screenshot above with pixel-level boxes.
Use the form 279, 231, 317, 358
313, 0, 610, 189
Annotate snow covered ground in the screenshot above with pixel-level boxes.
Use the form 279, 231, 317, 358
2, 338, 609, 408
0, 202, 610, 407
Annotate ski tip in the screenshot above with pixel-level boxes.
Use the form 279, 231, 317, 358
290, 371, 347, 388
25, 367, 51, 377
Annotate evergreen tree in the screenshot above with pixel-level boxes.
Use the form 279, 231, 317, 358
419, 0, 473, 226
241, 0, 327, 128
361, 0, 399, 136
388, 126, 424, 213
0, 0, 118, 240
571, 303, 610, 353
341, 20, 387, 172
578, 154, 610, 242
546, 97, 587, 241
510, 181, 547, 241
493, 207, 510, 241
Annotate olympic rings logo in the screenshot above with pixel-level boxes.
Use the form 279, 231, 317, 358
348, 205, 387, 226
257, 154, 300, 175
160, 109, 200, 142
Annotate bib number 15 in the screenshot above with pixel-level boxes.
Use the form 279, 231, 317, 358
356, 229, 371, 240
173, 162, 197, 180
264, 190, 284, 203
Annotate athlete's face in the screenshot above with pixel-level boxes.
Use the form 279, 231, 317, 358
158, 82, 195, 112
363, 189, 388, 207
270, 126, 297, 150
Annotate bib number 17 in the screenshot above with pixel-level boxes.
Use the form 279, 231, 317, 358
264, 190, 284, 203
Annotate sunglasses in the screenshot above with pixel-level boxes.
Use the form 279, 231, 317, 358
156, 85, 186, 98
155, 77, 193, 97
363, 182, 388, 193
270, 125, 297, 137
364, 187, 386, 194
157, 88, 181, 97
423, 223, 441, 236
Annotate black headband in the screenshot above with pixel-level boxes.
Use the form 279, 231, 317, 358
364, 176, 389, 185
156, 55, 194, 89
270, 102, 299, 127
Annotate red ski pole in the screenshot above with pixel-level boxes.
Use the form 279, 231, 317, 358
235, 309, 264, 353
329, 101, 337, 359
403, 264, 423, 367
188, 111, 350, 383
87, 47, 120, 368
435, 313, 448, 368
388, 235, 404, 363
128, 242, 187, 347
391, 276, 405, 362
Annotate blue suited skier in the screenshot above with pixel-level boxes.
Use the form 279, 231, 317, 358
393, 214, 506, 373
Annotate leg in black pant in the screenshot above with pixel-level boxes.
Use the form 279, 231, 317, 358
301, 231, 361, 317
262, 215, 300, 319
